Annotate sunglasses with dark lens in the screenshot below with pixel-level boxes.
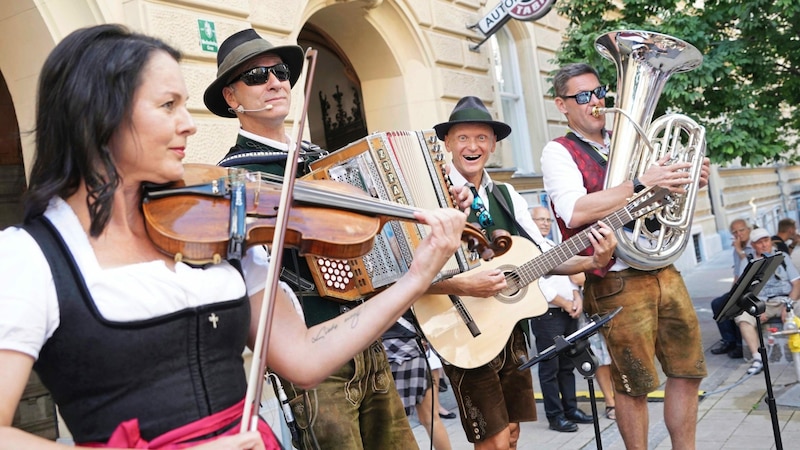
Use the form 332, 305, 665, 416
562, 86, 607, 105
234, 64, 291, 86
470, 188, 494, 229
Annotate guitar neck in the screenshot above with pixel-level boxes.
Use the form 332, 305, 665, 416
517, 206, 634, 285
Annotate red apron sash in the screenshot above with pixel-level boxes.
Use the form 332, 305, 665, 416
80, 399, 280, 449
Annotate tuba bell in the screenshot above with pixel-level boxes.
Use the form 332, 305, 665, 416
593, 30, 706, 270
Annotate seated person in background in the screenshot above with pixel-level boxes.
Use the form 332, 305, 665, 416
710, 219, 754, 359
734, 228, 800, 375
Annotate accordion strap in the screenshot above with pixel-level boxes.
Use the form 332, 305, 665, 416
489, 185, 537, 246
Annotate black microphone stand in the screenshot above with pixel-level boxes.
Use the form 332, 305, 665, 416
520, 307, 622, 450
558, 336, 604, 449
715, 254, 786, 450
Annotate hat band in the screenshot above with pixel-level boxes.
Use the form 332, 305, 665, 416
450, 108, 494, 122
218, 40, 273, 79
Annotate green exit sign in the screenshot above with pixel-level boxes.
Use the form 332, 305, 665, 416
198, 19, 217, 52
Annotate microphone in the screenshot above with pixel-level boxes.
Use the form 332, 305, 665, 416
230, 104, 274, 114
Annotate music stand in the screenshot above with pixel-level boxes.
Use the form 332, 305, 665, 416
519, 307, 622, 450
714, 253, 785, 450
715, 254, 784, 322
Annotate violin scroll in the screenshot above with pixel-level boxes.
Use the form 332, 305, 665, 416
461, 224, 511, 261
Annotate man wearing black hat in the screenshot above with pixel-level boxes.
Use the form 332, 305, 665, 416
429, 96, 616, 449
203, 28, 324, 171
204, 29, 421, 449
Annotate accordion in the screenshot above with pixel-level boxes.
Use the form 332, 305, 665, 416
302, 130, 480, 302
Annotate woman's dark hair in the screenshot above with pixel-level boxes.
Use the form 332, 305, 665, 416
552, 63, 601, 98
24, 24, 181, 236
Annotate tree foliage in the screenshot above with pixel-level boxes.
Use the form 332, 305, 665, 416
553, 0, 800, 166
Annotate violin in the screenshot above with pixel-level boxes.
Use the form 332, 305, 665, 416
142, 164, 511, 265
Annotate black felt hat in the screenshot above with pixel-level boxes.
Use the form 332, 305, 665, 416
204, 29, 304, 118
433, 96, 512, 141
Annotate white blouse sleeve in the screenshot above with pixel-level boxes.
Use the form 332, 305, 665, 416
0, 227, 59, 359
541, 140, 588, 228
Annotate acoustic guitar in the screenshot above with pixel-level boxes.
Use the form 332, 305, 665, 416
413, 186, 669, 368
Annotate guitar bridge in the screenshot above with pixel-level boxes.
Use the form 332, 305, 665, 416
449, 295, 481, 337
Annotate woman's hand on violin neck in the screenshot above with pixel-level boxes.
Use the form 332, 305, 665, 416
451, 184, 473, 213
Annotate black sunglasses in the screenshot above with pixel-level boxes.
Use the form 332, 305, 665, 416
233, 64, 291, 86
562, 86, 607, 105
470, 187, 494, 229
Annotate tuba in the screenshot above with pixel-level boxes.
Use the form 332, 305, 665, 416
593, 30, 706, 270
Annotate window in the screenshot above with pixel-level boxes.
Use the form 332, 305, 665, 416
490, 29, 534, 175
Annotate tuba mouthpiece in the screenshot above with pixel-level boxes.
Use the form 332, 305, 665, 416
591, 106, 607, 117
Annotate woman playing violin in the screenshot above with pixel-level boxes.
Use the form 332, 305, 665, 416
0, 24, 467, 449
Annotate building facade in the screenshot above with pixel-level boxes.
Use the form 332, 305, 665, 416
1, 0, 799, 270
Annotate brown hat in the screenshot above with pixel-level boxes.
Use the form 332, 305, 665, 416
204, 29, 304, 118
433, 96, 511, 141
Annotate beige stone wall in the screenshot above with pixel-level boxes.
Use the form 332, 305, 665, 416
716, 166, 800, 229
122, 0, 299, 165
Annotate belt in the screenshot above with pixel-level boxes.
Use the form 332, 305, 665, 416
532, 307, 568, 319
588, 265, 671, 281
766, 296, 791, 305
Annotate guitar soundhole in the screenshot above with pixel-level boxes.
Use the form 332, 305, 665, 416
498, 267, 525, 304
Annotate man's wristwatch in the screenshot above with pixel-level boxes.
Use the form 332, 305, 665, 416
633, 177, 646, 193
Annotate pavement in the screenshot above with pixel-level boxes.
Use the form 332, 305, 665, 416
410, 249, 800, 450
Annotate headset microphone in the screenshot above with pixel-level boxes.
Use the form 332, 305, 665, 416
232, 104, 274, 114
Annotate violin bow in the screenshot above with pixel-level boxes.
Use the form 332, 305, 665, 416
241, 47, 319, 433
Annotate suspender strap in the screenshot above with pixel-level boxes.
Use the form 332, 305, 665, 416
565, 132, 607, 168
21, 217, 88, 307
489, 185, 538, 247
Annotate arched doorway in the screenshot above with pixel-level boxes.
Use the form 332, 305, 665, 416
0, 71, 25, 229
299, 23, 368, 152
301, 1, 438, 145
